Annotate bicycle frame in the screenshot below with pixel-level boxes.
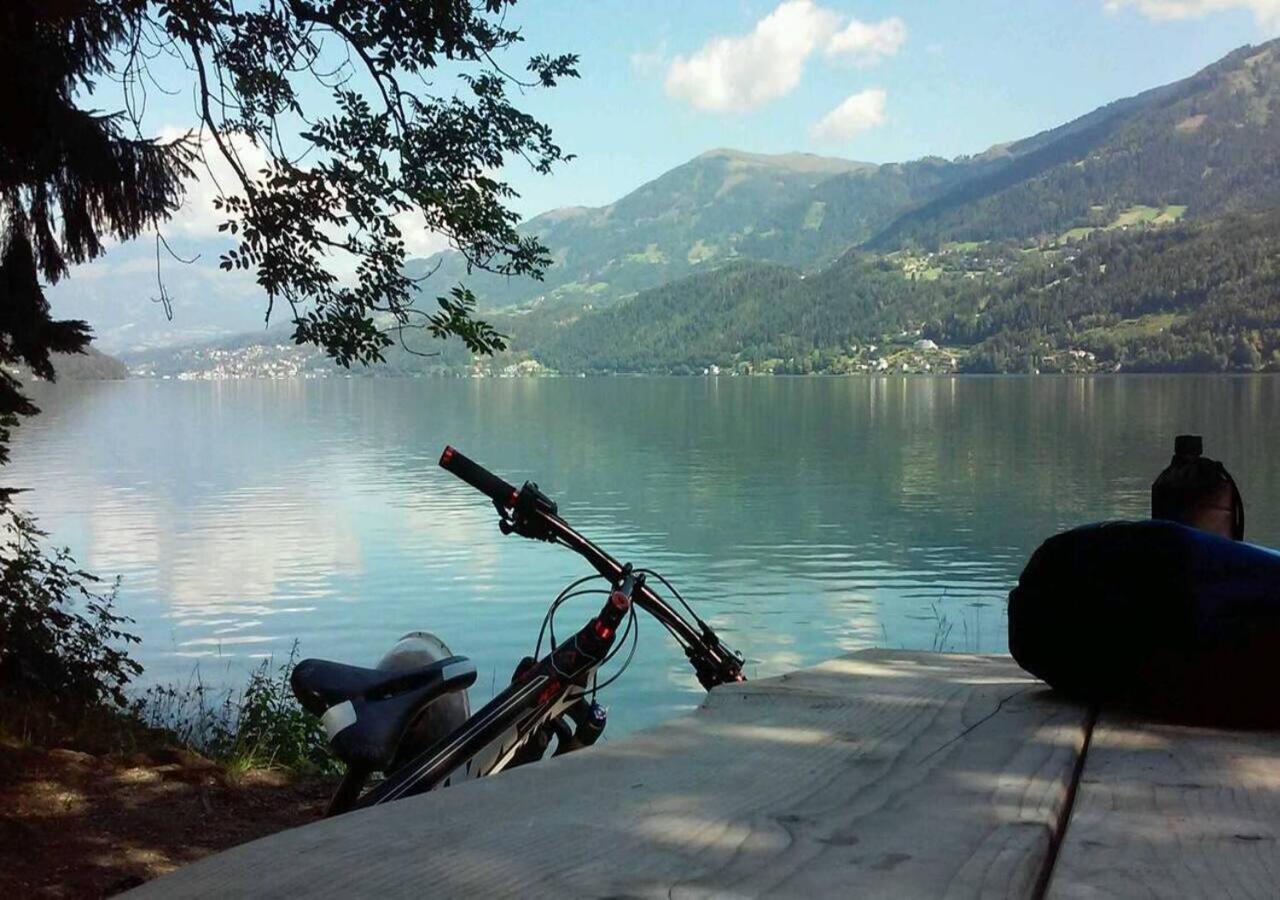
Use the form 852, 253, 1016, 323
334, 447, 746, 813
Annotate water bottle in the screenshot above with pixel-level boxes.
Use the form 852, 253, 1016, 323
1151, 434, 1244, 540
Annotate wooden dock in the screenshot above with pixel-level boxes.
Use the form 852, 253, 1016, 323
129, 650, 1280, 898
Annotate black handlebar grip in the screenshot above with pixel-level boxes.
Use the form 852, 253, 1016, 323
439, 446, 519, 508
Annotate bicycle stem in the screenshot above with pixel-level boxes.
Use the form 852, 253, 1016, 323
539, 512, 744, 688
439, 446, 746, 689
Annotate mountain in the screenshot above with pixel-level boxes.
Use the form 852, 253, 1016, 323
10, 347, 129, 381
410, 149, 874, 311
732, 155, 994, 268
517, 208, 1280, 375
111, 38, 1280, 376
415, 38, 1280, 318
867, 40, 1280, 249
47, 234, 274, 355
488, 37, 1280, 376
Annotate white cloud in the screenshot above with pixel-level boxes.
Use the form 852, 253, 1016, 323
391, 210, 451, 259
1104, 0, 1280, 31
825, 16, 908, 67
158, 126, 269, 238
156, 126, 448, 264
810, 88, 888, 143
664, 3, 907, 113
664, 1, 841, 112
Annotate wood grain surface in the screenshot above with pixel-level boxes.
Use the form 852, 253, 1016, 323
130, 651, 1091, 899
1048, 714, 1280, 899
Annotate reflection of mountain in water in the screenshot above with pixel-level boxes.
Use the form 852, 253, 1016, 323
11, 377, 1280, 736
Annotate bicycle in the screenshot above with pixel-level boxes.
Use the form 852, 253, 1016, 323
290, 446, 746, 815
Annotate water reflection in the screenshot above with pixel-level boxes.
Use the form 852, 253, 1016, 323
11, 376, 1279, 736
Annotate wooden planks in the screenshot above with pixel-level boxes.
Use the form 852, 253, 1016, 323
130, 651, 1091, 899
1047, 714, 1280, 899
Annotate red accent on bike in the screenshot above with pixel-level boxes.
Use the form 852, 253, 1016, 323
536, 679, 562, 706
593, 620, 614, 641
440, 446, 455, 465
508, 489, 519, 507
609, 590, 631, 612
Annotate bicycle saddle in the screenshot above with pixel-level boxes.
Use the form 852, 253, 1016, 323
291, 655, 476, 771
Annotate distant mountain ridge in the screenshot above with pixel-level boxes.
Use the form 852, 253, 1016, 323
490, 37, 1280, 376
412, 38, 1280, 318
120, 38, 1280, 376
409, 148, 875, 310
10, 347, 128, 382
867, 40, 1280, 248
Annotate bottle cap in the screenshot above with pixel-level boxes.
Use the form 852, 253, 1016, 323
1174, 434, 1203, 457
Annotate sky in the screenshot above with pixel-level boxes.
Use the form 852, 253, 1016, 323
98, 0, 1280, 221
478, 0, 1280, 217
50, 0, 1280, 346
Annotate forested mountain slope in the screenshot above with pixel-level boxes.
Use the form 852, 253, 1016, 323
510, 209, 1280, 375
145, 39, 1280, 378
409, 150, 873, 310
869, 39, 1280, 249
412, 38, 1280, 319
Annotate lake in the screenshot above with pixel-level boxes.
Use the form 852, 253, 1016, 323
11, 376, 1280, 736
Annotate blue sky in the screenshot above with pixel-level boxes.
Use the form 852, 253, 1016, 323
492, 0, 1277, 216
105, 0, 1277, 220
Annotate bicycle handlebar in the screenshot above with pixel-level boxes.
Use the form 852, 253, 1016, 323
437, 446, 745, 690
440, 445, 519, 509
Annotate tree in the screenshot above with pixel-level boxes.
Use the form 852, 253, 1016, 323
0, 1, 195, 473
0, 1, 575, 710
0, 0, 577, 447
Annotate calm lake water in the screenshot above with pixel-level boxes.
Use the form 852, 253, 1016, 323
11, 376, 1280, 736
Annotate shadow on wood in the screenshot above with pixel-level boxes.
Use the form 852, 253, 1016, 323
129, 651, 1091, 898
1048, 714, 1280, 898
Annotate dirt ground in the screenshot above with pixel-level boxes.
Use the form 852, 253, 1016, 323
0, 740, 337, 897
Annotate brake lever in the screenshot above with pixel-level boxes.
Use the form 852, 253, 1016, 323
497, 481, 559, 542
686, 622, 746, 688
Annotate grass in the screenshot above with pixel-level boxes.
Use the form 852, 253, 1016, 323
1112, 205, 1163, 227
687, 239, 718, 264
876, 593, 1005, 656
1059, 226, 1097, 243
134, 643, 336, 775
3, 642, 336, 776
624, 243, 667, 264
1057, 204, 1187, 244
801, 201, 826, 231
549, 280, 610, 300
1154, 205, 1187, 223
1079, 312, 1186, 342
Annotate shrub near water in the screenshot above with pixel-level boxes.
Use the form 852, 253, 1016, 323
0, 507, 142, 725
138, 646, 337, 775
0, 504, 332, 772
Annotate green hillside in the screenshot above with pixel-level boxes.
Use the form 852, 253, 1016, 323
411, 37, 1280, 324
410, 149, 874, 310
504, 209, 1280, 375
944, 210, 1280, 373
869, 40, 1280, 249
149, 39, 1280, 379
735, 156, 998, 268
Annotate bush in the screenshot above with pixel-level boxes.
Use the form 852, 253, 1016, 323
0, 506, 141, 710
136, 645, 336, 774
217, 647, 334, 772
0, 505, 332, 773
